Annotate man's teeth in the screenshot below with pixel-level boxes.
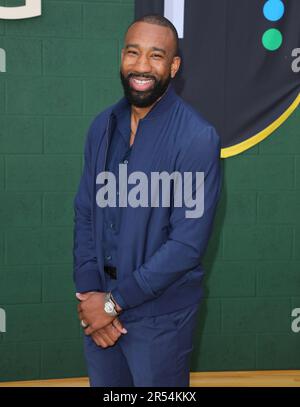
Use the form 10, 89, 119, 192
133, 78, 153, 84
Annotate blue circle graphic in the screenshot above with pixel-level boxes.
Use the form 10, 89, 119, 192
263, 0, 285, 21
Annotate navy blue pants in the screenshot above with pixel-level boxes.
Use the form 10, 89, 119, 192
83, 275, 200, 387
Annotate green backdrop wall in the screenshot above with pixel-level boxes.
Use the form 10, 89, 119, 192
0, 0, 299, 382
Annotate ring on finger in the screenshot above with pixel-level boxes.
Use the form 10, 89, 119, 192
81, 319, 89, 329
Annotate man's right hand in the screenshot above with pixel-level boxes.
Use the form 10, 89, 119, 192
91, 317, 127, 348
76, 291, 128, 348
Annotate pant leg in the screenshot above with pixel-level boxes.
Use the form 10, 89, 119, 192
84, 274, 200, 387
83, 334, 134, 387
118, 302, 200, 387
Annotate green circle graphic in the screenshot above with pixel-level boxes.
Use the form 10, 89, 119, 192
262, 28, 283, 51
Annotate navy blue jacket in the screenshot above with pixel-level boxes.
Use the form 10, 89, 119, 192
73, 83, 222, 317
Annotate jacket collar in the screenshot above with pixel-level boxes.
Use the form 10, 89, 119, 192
112, 81, 178, 122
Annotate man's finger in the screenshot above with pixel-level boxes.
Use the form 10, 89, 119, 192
112, 318, 128, 334
76, 293, 87, 301
93, 330, 114, 348
76, 291, 98, 302
91, 333, 108, 348
98, 330, 116, 347
84, 323, 102, 336
103, 324, 121, 341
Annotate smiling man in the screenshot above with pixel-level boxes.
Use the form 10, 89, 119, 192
73, 14, 222, 387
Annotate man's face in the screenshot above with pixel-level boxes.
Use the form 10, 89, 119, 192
120, 22, 181, 108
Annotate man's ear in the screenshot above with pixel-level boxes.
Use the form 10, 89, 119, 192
171, 56, 181, 78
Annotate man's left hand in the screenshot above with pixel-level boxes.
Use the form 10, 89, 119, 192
77, 292, 116, 335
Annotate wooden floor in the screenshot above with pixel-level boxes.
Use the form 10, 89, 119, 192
0, 371, 300, 387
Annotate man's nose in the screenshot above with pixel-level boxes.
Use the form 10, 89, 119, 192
133, 54, 152, 73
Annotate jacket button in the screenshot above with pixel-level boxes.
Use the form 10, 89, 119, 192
123, 159, 128, 164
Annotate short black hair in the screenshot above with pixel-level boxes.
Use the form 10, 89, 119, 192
125, 14, 180, 57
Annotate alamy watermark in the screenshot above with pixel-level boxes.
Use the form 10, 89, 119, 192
96, 166, 205, 218
0, 308, 6, 333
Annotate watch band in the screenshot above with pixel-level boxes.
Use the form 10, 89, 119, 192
110, 292, 118, 307
104, 291, 119, 316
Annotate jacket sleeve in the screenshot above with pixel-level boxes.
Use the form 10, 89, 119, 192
111, 125, 222, 310
73, 119, 103, 293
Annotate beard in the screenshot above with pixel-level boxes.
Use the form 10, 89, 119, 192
120, 70, 172, 108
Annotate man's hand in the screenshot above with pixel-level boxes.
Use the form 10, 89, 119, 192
76, 291, 127, 336
91, 318, 127, 348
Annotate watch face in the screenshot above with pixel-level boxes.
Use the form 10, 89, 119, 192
105, 302, 114, 313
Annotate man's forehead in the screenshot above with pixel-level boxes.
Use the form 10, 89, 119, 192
125, 22, 174, 49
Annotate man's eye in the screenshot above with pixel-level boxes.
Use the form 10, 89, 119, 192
128, 50, 137, 55
152, 54, 162, 59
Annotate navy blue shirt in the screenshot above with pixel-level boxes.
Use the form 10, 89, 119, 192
102, 107, 132, 272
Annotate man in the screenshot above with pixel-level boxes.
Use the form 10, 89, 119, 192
73, 14, 222, 387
